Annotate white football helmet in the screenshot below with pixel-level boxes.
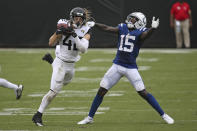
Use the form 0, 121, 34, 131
125, 12, 147, 29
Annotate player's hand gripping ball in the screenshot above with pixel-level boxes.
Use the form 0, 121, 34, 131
57, 23, 69, 29
56, 19, 74, 35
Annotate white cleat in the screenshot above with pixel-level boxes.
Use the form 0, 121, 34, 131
77, 116, 94, 125
162, 114, 174, 124
15, 84, 24, 100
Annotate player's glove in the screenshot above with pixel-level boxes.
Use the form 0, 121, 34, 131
56, 19, 75, 35
87, 21, 95, 27
56, 27, 65, 35
56, 26, 74, 35
151, 17, 159, 29
42, 53, 54, 64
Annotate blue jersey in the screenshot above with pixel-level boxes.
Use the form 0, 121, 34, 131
113, 23, 148, 69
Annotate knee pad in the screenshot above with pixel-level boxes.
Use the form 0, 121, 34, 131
133, 79, 145, 91
100, 77, 111, 90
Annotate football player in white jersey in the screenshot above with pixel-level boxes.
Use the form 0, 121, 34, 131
0, 78, 23, 99
32, 7, 95, 126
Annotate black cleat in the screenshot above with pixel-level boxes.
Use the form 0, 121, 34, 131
15, 84, 24, 100
42, 53, 54, 64
32, 112, 44, 126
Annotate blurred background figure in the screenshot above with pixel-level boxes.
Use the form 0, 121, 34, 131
170, 0, 192, 48
0, 78, 23, 100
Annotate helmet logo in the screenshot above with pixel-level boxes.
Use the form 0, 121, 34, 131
76, 12, 83, 16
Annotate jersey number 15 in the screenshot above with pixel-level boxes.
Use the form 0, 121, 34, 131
119, 35, 135, 52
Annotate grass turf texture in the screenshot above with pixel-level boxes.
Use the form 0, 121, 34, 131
0, 48, 197, 131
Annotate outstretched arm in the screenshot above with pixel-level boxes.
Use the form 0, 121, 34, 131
140, 17, 159, 41
140, 28, 156, 41
95, 23, 119, 34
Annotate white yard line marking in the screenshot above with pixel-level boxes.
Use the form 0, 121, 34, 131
48, 107, 65, 111
89, 59, 112, 63
75, 67, 107, 71
28, 94, 45, 97
106, 94, 123, 96
137, 57, 159, 62
89, 58, 158, 63
1, 107, 195, 116
72, 77, 101, 83
28, 89, 125, 98
139, 49, 195, 54
0, 106, 109, 116
0, 130, 42, 131
0, 48, 197, 53
138, 66, 151, 71
76, 66, 151, 72
100, 48, 196, 54
3, 108, 31, 111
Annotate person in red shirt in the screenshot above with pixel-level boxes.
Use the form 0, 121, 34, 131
170, 0, 192, 48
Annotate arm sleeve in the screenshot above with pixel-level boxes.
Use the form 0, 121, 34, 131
118, 23, 123, 34
74, 37, 89, 53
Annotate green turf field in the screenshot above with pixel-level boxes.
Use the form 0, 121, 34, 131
0, 48, 197, 131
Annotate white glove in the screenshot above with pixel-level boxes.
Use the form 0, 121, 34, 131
87, 21, 95, 27
151, 17, 159, 29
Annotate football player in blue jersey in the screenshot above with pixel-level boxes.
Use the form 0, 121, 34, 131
78, 12, 174, 125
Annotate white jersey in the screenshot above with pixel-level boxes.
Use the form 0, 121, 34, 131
56, 20, 91, 62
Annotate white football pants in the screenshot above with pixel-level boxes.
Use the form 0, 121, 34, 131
50, 57, 75, 93
0, 78, 18, 90
100, 64, 145, 91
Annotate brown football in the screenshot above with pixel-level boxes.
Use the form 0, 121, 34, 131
57, 23, 68, 29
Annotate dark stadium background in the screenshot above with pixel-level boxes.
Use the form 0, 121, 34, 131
0, 0, 196, 48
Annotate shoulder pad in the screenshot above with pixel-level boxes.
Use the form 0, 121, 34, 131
139, 27, 147, 31
120, 23, 124, 27
86, 21, 95, 27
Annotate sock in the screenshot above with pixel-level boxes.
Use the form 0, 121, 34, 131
88, 94, 104, 118
38, 90, 56, 113
0, 78, 18, 90
146, 93, 164, 116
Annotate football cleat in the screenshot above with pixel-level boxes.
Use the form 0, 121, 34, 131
42, 53, 54, 64
162, 113, 174, 124
15, 84, 24, 100
77, 116, 94, 125
32, 112, 44, 126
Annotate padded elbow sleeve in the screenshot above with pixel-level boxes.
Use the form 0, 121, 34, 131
74, 37, 89, 53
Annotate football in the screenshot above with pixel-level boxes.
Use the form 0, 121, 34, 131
57, 23, 68, 29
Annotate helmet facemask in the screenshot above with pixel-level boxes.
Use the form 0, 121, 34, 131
72, 16, 85, 29
125, 16, 135, 29
70, 7, 86, 29
125, 12, 147, 29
